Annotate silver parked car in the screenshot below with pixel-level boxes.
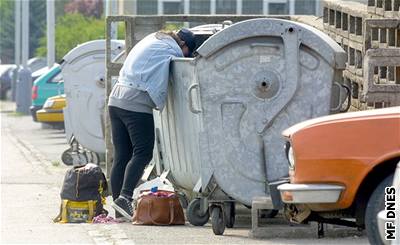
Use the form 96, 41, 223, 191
0, 64, 16, 100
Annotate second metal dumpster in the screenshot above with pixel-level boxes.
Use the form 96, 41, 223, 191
62, 40, 125, 165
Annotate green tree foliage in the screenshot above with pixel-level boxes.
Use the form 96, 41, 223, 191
29, 0, 47, 60
0, 0, 47, 63
0, 0, 15, 63
36, 13, 106, 62
0, 0, 68, 64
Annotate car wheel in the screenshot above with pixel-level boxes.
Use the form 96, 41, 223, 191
365, 174, 394, 245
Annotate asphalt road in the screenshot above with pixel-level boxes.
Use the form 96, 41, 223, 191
0, 100, 368, 244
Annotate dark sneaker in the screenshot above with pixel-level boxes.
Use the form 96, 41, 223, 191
111, 196, 133, 221
115, 211, 123, 219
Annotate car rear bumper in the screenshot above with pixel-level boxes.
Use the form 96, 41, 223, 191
30, 105, 42, 122
36, 109, 64, 123
278, 183, 345, 204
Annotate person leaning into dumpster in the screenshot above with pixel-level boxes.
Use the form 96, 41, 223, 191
108, 28, 196, 221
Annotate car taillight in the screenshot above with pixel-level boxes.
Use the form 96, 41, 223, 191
32, 85, 38, 100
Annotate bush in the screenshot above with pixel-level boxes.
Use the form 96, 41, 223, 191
36, 13, 106, 62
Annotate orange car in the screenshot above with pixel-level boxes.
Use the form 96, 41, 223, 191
278, 107, 400, 244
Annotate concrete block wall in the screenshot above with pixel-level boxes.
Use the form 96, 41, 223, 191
368, 0, 400, 18
362, 48, 400, 105
322, 0, 400, 110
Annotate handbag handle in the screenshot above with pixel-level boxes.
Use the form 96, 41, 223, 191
148, 198, 175, 225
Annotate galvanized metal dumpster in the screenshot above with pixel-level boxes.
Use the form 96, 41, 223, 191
152, 18, 347, 233
62, 40, 125, 165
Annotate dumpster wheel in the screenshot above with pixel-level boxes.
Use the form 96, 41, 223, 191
61, 149, 74, 166
61, 148, 88, 166
224, 202, 235, 228
211, 206, 225, 235
187, 198, 209, 226
177, 192, 188, 209
85, 151, 99, 165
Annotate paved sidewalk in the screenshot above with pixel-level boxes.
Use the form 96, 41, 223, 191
1, 101, 94, 243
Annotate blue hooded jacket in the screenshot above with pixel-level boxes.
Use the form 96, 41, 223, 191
117, 33, 183, 110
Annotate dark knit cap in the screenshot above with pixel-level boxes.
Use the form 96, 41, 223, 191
177, 28, 196, 56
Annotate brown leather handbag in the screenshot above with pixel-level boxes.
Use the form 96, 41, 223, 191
132, 191, 185, 225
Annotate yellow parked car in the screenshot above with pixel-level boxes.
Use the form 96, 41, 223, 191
36, 94, 66, 128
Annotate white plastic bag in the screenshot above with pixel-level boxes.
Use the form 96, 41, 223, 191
133, 177, 174, 200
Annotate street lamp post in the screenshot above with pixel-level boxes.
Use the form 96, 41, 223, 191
16, 0, 31, 114
47, 0, 55, 68
106, 0, 118, 39
12, 0, 21, 102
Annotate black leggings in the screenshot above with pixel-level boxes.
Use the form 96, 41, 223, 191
108, 106, 155, 200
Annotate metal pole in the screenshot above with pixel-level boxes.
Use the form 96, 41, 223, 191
158, 0, 163, 15
263, 0, 269, 15
184, 0, 190, 14
21, 0, 29, 68
15, 0, 21, 66
132, 0, 137, 15
110, 0, 118, 39
316, 0, 322, 16
105, 0, 109, 16
210, 0, 216, 14
16, 0, 31, 114
237, 0, 242, 15
105, 0, 118, 39
47, 0, 55, 67
184, 0, 190, 27
12, 0, 22, 101
289, 0, 295, 15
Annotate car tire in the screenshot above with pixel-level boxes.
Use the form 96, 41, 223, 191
365, 174, 394, 245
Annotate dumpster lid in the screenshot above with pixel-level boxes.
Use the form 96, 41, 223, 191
190, 24, 223, 35
62, 39, 125, 63
196, 18, 346, 69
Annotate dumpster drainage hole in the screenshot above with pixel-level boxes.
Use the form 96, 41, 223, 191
288, 27, 294, 33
